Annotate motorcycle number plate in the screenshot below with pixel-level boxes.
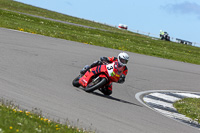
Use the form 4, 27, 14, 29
106, 63, 114, 76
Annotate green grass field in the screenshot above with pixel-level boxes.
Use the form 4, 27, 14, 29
0, 0, 200, 65
0, 0, 119, 32
1, 8, 200, 65
174, 98, 200, 123
0, 100, 90, 133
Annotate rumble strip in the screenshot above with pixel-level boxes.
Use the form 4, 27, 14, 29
135, 90, 200, 130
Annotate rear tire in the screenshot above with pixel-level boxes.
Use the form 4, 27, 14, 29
84, 77, 107, 93
72, 76, 81, 87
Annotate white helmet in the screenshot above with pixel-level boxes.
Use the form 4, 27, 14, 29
118, 52, 129, 66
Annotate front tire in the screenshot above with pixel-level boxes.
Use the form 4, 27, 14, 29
84, 77, 107, 93
72, 76, 81, 87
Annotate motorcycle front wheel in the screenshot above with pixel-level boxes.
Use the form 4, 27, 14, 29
84, 77, 107, 93
72, 75, 81, 87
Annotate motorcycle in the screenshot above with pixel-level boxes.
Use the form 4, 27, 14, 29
72, 61, 124, 93
160, 32, 170, 41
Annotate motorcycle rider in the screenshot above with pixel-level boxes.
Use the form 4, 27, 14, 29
160, 30, 170, 41
160, 30, 165, 39
80, 52, 129, 96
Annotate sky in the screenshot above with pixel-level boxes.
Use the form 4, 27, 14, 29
15, 0, 200, 47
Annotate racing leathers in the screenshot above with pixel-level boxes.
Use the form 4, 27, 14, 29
80, 56, 128, 96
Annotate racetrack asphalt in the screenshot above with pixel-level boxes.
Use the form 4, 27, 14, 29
0, 27, 200, 133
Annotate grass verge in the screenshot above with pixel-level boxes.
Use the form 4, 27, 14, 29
0, 0, 119, 31
173, 98, 200, 123
0, 100, 91, 133
0, 8, 200, 65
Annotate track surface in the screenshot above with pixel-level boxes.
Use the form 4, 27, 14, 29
0, 28, 200, 133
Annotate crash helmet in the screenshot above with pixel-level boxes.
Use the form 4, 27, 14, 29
118, 52, 129, 66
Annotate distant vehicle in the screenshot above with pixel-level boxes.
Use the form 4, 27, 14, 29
176, 38, 192, 45
160, 32, 170, 41
118, 24, 128, 30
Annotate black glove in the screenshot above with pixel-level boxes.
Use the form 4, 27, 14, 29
100, 57, 109, 62
90, 60, 102, 68
118, 74, 125, 84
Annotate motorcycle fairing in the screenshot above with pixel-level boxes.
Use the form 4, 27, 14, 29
79, 65, 108, 87
78, 61, 125, 88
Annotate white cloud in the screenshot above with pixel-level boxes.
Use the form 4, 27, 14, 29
162, 1, 200, 19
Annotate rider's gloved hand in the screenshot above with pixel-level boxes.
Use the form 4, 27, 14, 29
80, 65, 90, 74
90, 60, 103, 68
118, 74, 125, 84
100, 57, 109, 62
97, 60, 103, 65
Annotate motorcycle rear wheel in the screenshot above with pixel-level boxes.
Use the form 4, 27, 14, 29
72, 76, 81, 87
84, 77, 107, 93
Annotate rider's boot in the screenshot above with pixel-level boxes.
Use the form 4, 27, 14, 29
99, 83, 112, 96
99, 87, 112, 96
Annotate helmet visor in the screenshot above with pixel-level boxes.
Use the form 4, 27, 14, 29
119, 56, 128, 64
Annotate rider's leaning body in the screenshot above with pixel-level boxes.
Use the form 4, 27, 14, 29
101, 56, 128, 78
80, 52, 129, 96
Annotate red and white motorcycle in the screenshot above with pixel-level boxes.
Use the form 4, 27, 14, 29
72, 61, 125, 93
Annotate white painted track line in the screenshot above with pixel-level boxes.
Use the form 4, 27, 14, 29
149, 93, 181, 102
175, 93, 200, 98
143, 97, 175, 109
154, 108, 193, 122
